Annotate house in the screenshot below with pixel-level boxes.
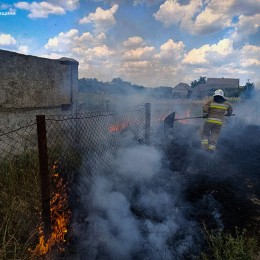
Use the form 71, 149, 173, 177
191, 78, 240, 98
172, 83, 192, 98
206, 78, 239, 95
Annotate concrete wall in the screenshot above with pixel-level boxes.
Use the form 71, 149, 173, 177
0, 49, 79, 130
0, 49, 78, 111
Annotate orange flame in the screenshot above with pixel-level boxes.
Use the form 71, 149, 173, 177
176, 109, 191, 124
31, 161, 70, 257
109, 122, 130, 132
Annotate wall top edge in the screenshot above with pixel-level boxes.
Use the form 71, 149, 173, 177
0, 49, 79, 65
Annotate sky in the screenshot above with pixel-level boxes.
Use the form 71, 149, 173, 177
0, 0, 259, 88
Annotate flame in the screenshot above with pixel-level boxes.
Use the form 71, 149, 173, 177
31, 161, 70, 257
176, 109, 191, 124
109, 122, 130, 132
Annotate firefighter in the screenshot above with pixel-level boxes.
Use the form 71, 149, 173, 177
201, 89, 233, 152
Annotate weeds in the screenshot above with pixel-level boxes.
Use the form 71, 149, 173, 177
201, 225, 259, 260
0, 147, 80, 259
0, 151, 41, 259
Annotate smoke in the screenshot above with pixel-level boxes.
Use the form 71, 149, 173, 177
75, 142, 202, 259
233, 90, 260, 125
116, 145, 161, 181
73, 93, 260, 258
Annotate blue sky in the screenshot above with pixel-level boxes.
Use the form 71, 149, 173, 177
0, 0, 259, 87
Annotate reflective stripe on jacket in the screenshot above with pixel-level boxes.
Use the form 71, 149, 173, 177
203, 97, 233, 125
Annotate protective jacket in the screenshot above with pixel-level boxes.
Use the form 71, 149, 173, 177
203, 97, 233, 125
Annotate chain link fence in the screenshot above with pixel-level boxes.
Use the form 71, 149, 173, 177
0, 104, 147, 174
0, 103, 148, 255
47, 104, 145, 169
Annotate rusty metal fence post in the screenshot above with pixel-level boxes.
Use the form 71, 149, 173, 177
36, 115, 51, 239
145, 103, 151, 145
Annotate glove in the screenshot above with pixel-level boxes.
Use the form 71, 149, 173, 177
203, 113, 208, 118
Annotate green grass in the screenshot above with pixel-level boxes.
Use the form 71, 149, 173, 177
201, 226, 259, 260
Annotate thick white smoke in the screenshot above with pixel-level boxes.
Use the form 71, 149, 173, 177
233, 90, 260, 125
76, 143, 201, 259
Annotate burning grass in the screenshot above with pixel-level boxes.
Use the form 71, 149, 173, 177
108, 121, 130, 133
0, 150, 73, 259
32, 160, 71, 257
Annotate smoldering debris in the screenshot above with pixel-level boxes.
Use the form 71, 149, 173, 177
76, 144, 203, 260
166, 116, 260, 237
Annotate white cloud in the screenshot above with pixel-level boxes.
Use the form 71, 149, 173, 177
44, 29, 108, 56
241, 45, 260, 59
240, 59, 260, 68
14, 1, 66, 18
189, 1, 233, 34
14, 0, 79, 19
43, 28, 114, 72
232, 14, 260, 42
78, 32, 106, 46
50, 0, 79, 11
154, 0, 233, 34
183, 39, 234, 64
122, 61, 150, 69
193, 67, 208, 74
154, 0, 260, 37
122, 46, 155, 60
18, 45, 29, 54
155, 39, 185, 61
45, 29, 78, 52
0, 33, 16, 46
154, 0, 201, 28
0, 33, 29, 54
123, 36, 145, 49
79, 4, 119, 32
87, 45, 114, 58
182, 41, 260, 87
41, 27, 259, 88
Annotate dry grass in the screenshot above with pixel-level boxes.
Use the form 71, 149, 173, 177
0, 152, 41, 259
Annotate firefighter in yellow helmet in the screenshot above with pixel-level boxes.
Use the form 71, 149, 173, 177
201, 89, 233, 152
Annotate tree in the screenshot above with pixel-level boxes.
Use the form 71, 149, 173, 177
244, 81, 255, 99
191, 76, 206, 88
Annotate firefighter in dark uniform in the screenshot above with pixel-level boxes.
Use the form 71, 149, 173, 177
201, 89, 233, 152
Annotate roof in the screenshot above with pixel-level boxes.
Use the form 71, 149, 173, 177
173, 83, 191, 91
207, 78, 239, 87
206, 83, 239, 89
